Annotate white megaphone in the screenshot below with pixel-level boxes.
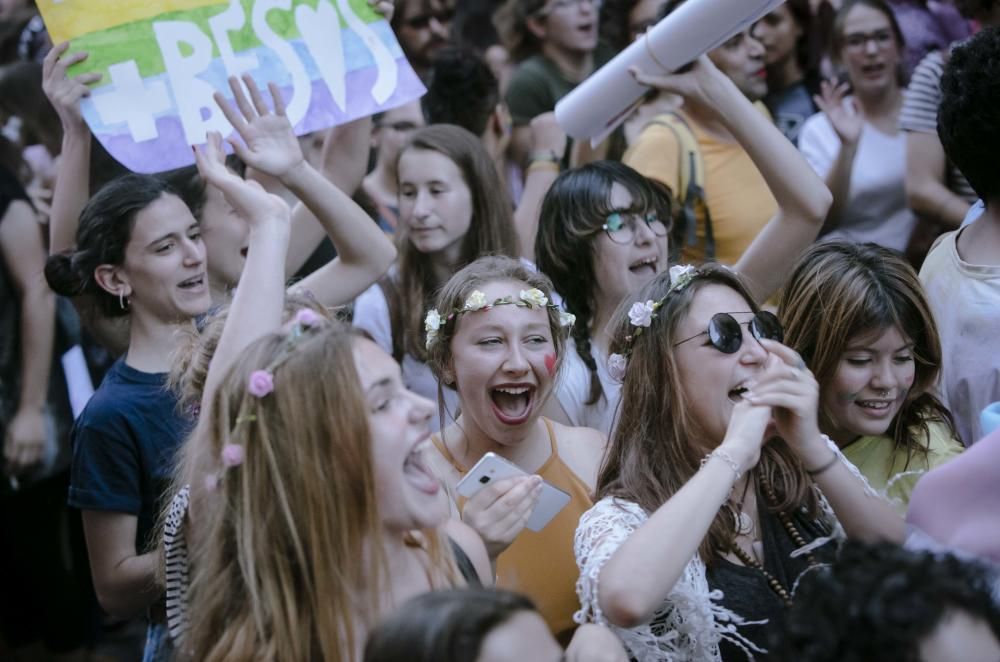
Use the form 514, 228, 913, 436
554, 0, 786, 146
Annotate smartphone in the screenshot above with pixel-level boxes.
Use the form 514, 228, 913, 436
455, 452, 571, 532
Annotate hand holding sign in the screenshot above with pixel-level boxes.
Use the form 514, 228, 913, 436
42, 42, 102, 134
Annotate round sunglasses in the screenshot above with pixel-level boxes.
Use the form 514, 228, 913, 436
673, 311, 784, 353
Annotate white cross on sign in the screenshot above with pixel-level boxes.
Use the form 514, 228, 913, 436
91, 60, 172, 142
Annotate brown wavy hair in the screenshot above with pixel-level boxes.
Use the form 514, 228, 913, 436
395, 125, 518, 361
778, 241, 956, 469
184, 322, 457, 661
599, 265, 818, 565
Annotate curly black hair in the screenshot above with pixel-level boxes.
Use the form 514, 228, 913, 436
422, 46, 500, 137
938, 26, 1000, 203
770, 541, 1000, 662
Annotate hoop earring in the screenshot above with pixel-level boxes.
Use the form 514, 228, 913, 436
119, 290, 128, 311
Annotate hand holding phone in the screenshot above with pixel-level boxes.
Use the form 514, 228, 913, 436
456, 452, 572, 553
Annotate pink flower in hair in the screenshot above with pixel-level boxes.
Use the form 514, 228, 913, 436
248, 370, 274, 397
294, 308, 321, 328
221, 443, 245, 467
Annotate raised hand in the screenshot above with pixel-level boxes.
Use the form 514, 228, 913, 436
744, 339, 825, 456
42, 42, 102, 134
193, 131, 290, 231
213, 75, 305, 180
529, 112, 568, 162
814, 79, 863, 147
461, 475, 542, 560
628, 55, 729, 109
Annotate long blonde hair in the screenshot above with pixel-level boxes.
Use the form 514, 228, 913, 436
185, 322, 456, 661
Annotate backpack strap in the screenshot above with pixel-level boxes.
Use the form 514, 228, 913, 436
645, 112, 716, 260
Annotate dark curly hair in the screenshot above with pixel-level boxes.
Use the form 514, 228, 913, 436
770, 541, 1000, 661
423, 46, 500, 137
938, 26, 1000, 203
954, 0, 1000, 20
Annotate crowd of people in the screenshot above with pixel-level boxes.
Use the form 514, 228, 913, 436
1, 0, 999, 659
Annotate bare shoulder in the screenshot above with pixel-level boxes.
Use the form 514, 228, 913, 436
440, 518, 493, 587
549, 419, 608, 489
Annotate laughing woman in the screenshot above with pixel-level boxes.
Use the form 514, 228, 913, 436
778, 241, 963, 509
424, 256, 608, 647
574, 265, 904, 661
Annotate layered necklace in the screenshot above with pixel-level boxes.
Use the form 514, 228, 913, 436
728, 476, 818, 607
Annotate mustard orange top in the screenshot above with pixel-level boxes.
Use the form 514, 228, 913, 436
431, 419, 593, 643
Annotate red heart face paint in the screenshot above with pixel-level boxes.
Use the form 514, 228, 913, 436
545, 353, 557, 377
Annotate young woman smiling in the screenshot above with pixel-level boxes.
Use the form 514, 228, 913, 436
778, 241, 963, 509
424, 256, 608, 647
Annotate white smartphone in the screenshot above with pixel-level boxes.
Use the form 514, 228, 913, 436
455, 452, 571, 532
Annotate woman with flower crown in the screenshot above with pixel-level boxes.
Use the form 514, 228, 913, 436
573, 264, 905, 661
422, 255, 617, 654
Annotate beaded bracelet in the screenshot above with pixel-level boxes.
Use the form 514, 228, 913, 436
526, 160, 560, 174
806, 452, 839, 477
701, 448, 742, 481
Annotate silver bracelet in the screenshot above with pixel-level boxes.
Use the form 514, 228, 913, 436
701, 449, 742, 481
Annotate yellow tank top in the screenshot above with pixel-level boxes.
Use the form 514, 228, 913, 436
431, 419, 593, 644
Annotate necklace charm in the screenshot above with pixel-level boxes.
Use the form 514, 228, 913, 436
734, 510, 754, 536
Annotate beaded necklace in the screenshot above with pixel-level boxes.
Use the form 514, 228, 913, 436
728, 478, 818, 607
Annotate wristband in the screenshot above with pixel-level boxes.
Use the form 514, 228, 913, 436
701, 449, 742, 481
526, 160, 560, 174
529, 149, 560, 164
806, 453, 839, 477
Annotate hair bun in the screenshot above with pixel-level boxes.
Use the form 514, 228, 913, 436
44, 251, 84, 297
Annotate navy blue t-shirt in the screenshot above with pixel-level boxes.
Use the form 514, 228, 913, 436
68, 359, 191, 551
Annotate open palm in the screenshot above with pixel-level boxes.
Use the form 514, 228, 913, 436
814, 80, 863, 147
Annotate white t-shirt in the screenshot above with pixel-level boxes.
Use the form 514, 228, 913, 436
352, 282, 459, 432
556, 338, 621, 438
799, 109, 917, 252
919, 227, 1000, 446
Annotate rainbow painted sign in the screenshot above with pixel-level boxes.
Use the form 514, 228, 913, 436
37, 0, 425, 172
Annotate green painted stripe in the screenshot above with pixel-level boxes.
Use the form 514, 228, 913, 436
67, 0, 379, 79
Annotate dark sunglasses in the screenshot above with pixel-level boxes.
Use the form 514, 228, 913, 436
674, 311, 783, 353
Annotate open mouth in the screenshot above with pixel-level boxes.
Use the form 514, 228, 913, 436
856, 399, 892, 412
490, 385, 536, 425
178, 274, 205, 290
728, 383, 751, 403
861, 62, 885, 77
403, 441, 440, 496
629, 256, 658, 277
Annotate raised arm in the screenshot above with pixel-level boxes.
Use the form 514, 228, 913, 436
632, 57, 832, 302
215, 76, 395, 306
597, 402, 770, 627
194, 128, 291, 413
43, 42, 101, 254
807, 80, 863, 235
513, 112, 566, 262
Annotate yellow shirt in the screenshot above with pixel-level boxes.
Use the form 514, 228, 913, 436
842, 420, 964, 513
623, 105, 778, 266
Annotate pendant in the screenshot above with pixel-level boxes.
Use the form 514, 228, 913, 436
734, 510, 754, 536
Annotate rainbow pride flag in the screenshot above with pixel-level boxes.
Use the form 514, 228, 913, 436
37, 0, 425, 172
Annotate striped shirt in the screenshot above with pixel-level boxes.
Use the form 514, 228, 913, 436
899, 49, 978, 203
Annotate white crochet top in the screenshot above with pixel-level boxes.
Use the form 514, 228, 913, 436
573, 438, 877, 661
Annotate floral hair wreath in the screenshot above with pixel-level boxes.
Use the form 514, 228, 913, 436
205, 307, 324, 492
424, 288, 576, 349
607, 264, 699, 382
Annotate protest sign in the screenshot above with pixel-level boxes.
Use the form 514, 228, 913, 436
36, 0, 425, 172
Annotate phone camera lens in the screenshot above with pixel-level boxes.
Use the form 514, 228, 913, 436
479, 476, 490, 484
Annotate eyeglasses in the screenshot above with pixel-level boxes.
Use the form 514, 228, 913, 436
403, 7, 454, 29
843, 29, 894, 53
538, 0, 601, 16
600, 210, 669, 244
674, 311, 784, 353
